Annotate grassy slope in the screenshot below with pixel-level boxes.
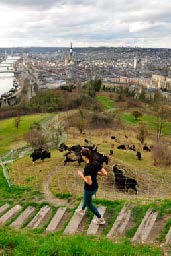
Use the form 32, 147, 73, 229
96, 93, 171, 136
1, 164, 166, 255
9, 126, 171, 202
0, 226, 162, 256
0, 166, 43, 205
0, 100, 171, 255
0, 113, 53, 155
5, 103, 170, 200
3, 95, 169, 200
121, 113, 171, 136
96, 95, 115, 109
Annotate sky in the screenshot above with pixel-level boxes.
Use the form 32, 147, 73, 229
0, 0, 171, 48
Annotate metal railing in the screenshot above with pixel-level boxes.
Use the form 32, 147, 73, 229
0, 146, 32, 187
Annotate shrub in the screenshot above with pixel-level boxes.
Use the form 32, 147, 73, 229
71, 94, 103, 111
90, 111, 115, 129
152, 142, 171, 166
24, 129, 47, 149
137, 123, 148, 144
14, 116, 22, 129
132, 111, 142, 121
67, 109, 88, 133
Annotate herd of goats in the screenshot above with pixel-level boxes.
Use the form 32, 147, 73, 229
29, 137, 152, 194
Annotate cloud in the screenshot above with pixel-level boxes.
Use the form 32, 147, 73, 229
0, 0, 54, 10
0, 0, 95, 10
129, 22, 156, 33
0, 0, 171, 47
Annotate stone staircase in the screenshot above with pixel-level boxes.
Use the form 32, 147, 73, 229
0, 202, 171, 246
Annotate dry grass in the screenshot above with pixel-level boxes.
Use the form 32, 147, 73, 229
10, 151, 62, 190
9, 126, 171, 202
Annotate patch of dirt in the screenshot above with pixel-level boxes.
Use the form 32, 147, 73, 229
27, 208, 52, 229
160, 245, 171, 256
76, 215, 91, 234
54, 210, 72, 232
146, 214, 171, 244
42, 169, 71, 207
42, 209, 52, 228
125, 215, 136, 237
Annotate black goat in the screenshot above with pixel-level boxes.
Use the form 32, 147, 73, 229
30, 148, 51, 163
117, 144, 126, 150
64, 145, 108, 166
59, 143, 68, 152
136, 151, 142, 160
113, 165, 138, 194
143, 145, 151, 152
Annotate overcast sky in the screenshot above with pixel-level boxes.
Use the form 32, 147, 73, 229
0, 0, 171, 48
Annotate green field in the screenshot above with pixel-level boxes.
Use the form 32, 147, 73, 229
96, 95, 116, 109
121, 113, 171, 135
0, 227, 162, 256
0, 113, 53, 155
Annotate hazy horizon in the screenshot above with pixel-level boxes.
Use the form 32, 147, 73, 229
0, 46, 171, 50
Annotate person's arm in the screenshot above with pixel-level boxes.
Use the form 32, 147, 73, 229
78, 170, 92, 185
98, 167, 107, 176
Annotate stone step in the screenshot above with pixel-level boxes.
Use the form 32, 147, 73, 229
46, 207, 67, 232
107, 206, 131, 238
132, 208, 158, 243
10, 206, 36, 229
64, 202, 86, 235
166, 226, 171, 244
87, 206, 106, 235
0, 202, 169, 246
0, 205, 22, 224
27, 205, 51, 229
0, 204, 10, 215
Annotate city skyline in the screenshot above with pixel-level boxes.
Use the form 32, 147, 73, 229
0, 0, 171, 48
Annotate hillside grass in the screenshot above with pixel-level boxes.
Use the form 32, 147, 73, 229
1, 112, 171, 255
96, 93, 171, 136
0, 113, 53, 155
96, 95, 116, 109
1, 111, 170, 199
0, 166, 43, 205
0, 226, 162, 256
9, 125, 171, 201
121, 113, 171, 135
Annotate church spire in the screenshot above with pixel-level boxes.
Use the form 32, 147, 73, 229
70, 42, 73, 60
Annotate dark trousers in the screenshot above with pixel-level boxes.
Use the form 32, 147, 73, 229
82, 189, 101, 218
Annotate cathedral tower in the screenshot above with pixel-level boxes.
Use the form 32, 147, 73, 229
70, 42, 73, 61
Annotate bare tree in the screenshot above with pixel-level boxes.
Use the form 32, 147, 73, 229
44, 116, 67, 148
24, 129, 47, 149
14, 116, 21, 129
74, 109, 86, 134
137, 123, 148, 144
155, 106, 170, 140
152, 141, 171, 166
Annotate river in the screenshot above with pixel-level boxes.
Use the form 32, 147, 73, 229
0, 56, 20, 97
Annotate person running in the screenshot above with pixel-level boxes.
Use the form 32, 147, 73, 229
77, 148, 107, 225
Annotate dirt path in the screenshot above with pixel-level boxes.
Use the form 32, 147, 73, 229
42, 169, 71, 207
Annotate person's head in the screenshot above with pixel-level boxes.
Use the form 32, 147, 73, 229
81, 148, 93, 163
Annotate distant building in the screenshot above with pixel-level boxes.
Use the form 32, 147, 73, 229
152, 74, 171, 91
65, 42, 74, 65
133, 58, 141, 69
41, 80, 67, 89
70, 42, 73, 60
